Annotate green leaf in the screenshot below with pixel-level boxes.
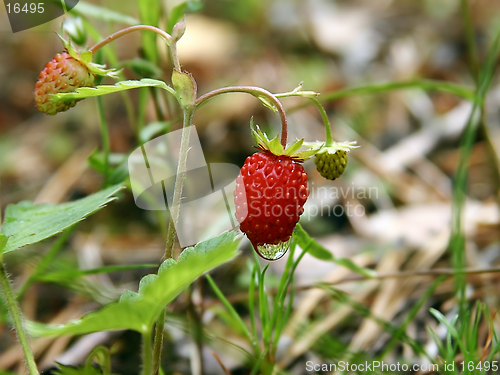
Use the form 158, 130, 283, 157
70, 1, 139, 25
294, 224, 376, 278
167, 1, 203, 33
1, 185, 123, 254
50, 79, 176, 103
27, 232, 240, 336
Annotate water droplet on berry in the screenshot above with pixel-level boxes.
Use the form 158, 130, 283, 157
256, 238, 291, 260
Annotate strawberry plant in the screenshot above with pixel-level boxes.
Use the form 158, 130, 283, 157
1, 4, 354, 374
1, 1, 500, 375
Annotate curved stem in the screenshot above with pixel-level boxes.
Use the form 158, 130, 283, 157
195, 86, 288, 147
89, 25, 180, 71
309, 97, 333, 147
0, 260, 39, 375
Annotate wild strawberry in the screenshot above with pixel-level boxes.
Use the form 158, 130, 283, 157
234, 124, 319, 260
35, 52, 95, 115
313, 141, 358, 180
35, 36, 119, 115
315, 150, 347, 180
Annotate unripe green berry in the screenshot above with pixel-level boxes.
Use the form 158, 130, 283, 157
314, 150, 348, 180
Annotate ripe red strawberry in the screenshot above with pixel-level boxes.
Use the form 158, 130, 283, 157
234, 124, 319, 260
35, 52, 95, 115
34, 36, 119, 115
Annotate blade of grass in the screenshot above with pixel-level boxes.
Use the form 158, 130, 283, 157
379, 275, 447, 359
249, 347, 269, 375
260, 265, 271, 347
279, 272, 296, 344
322, 80, 475, 102
288, 80, 475, 114
268, 238, 296, 354
16, 226, 76, 300
468, 301, 483, 354
450, 21, 500, 321
249, 264, 258, 342
323, 286, 431, 361
460, 0, 480, 80
430, 309, 467, 358
206, 274, 259, 354
273, 240, 306, 352
427, 326, 447, 360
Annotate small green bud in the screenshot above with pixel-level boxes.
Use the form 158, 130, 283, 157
172, 69, 197, 109
172, 18, 186, 42
309, 141, 358, 180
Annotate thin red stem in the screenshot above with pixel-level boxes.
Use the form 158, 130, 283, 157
88, 25, 180, 71
195, 86, 288, 147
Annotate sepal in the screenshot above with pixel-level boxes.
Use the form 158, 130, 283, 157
250, 119, 323, 161
57, 34, 120, 79
305, 140, 358, 155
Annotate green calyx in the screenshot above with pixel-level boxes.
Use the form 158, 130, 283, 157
57, 34, 121, 79
304, 140, 358, 155
250, 119, 322, 161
